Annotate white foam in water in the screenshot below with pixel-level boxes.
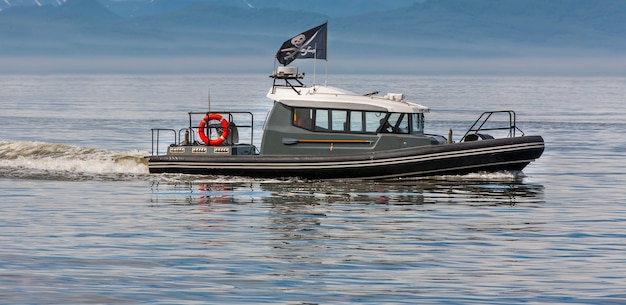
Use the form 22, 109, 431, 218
455, 171, 520, 180
0, 140, 149, 180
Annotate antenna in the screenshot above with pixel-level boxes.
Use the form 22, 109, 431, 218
207, 87, 211, 113
324, 59, 328, 86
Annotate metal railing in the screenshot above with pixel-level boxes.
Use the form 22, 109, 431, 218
150, 111, 255, 156
150, 128, 176, 156
187, 111, 254, 145
461, 110, 525, 142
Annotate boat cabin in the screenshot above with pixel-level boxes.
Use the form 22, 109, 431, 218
260, 67, 444, 155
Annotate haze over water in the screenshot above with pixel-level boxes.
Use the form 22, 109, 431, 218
1, 73, 625, 304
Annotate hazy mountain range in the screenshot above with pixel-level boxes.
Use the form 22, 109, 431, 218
1, 0, 625, 74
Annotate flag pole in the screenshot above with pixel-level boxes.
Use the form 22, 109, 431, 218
324, 22, 328, 86
313, 43, 317, 86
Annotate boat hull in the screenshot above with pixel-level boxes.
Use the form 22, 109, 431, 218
147, 135, 544, 179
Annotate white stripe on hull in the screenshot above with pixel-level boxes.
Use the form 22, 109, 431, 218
364, 158, 536, 179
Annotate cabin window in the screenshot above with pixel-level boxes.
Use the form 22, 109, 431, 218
293, 107, 313, 130
392, 113, 409, 134
349, 111, 365, 133
378, 113, 408, 134
365, 112, 385, 133
331, 110, 347, 132
314, 109, 329, 131
410, 113, 424, 134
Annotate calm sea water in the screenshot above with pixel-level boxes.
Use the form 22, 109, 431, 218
1, 73, 625, 304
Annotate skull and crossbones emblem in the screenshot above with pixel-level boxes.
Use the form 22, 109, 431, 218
291, 34, 306, 48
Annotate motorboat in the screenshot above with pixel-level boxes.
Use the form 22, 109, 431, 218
146, 24, 544, 179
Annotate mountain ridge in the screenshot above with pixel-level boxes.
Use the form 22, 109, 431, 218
2, 0, 625, 74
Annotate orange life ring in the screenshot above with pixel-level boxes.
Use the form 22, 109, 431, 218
198, 113, 230, 146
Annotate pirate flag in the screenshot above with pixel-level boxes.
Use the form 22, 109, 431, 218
276, 22, 327, 66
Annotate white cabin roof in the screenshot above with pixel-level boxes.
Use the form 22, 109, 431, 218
267, 84, 430, 113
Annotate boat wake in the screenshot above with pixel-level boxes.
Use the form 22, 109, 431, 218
0, 140, 149, 181
0, 140, 528, 183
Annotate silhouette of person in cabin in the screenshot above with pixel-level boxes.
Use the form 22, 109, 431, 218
294, 108, 312, 129
379, 118, 394, 133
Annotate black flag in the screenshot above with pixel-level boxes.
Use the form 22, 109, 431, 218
276, 22, 327, 66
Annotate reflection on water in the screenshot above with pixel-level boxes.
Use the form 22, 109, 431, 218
145, 175, 549, 303
150, 174, 545, 208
